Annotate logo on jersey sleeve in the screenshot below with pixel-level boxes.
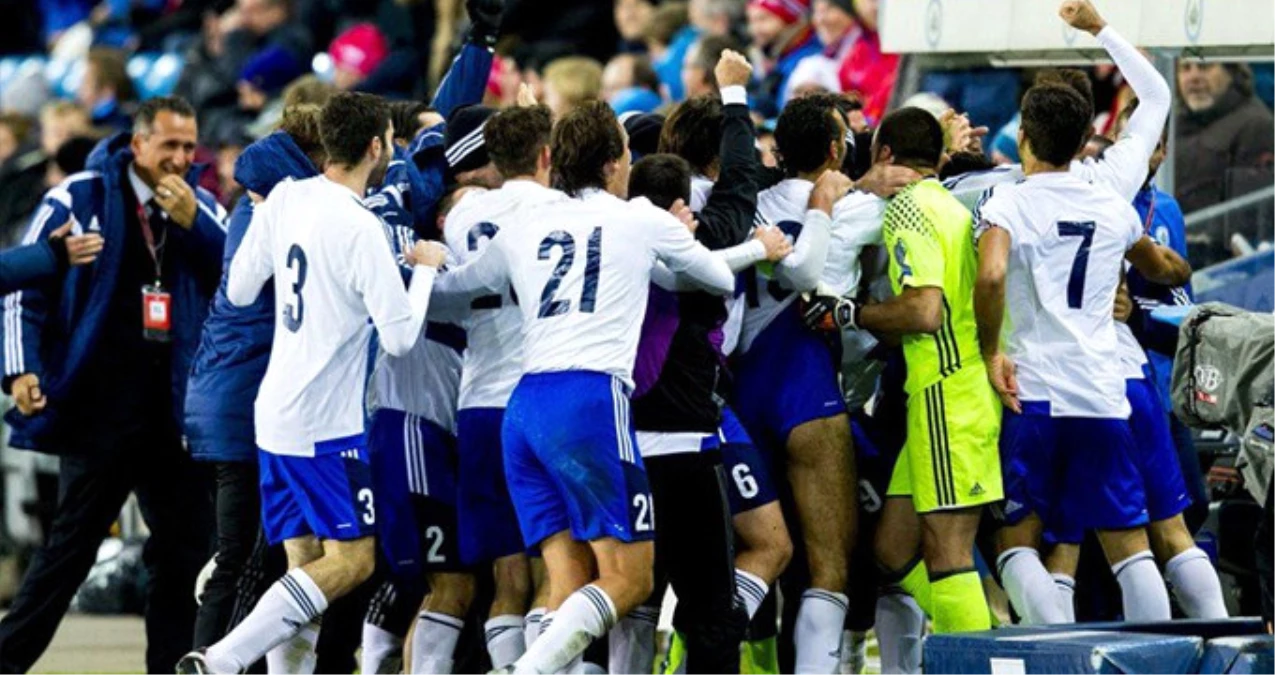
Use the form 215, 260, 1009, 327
893, 238, 913, 286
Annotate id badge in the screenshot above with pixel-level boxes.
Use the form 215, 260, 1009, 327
142, 284, 172, 343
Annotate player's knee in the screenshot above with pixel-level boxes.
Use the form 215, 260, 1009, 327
330, 538, 377, 589
1148, 515, 1194, 561
492, 555, 532, 607
767, 530, 795, 578
427, 573, 476, 617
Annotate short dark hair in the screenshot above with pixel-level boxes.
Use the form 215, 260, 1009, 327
774, 93, 845, 175
938, 150, 994, 181
687, 35, 739, 91
133, 96, 196, 133
631, 56, 661, 93
628, 154, 691, 210
319, 92, 390, 168
873, 107, 944, 170
1035, 69, 1095, 118
1020, 84, 1092, 166
389, 101, 431, 142
658, 95, 723, 176
551, 100, 625, 196
485, 104, 552, 178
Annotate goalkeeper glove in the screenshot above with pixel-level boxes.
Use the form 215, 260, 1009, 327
800, 288, 860, 332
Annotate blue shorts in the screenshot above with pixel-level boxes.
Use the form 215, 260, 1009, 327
457, 407, 526, 564
367, 409, 463, 575
999, 402, 1148, 542
733, 305, 846, 451
502, 371, 655, 546
718, 406, 779, 515
259, 435, 376, 545
1127, 374, 1191, 522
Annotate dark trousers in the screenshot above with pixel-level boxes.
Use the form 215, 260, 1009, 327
646, 450, 744, 674
193, 461, 285, 657
0, 427, 214, 673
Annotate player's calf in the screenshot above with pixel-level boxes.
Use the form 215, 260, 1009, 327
786, 414, 856, 593
1098, 527, 1172, 621
408, 571, 475, 675
1149, 515, 1228, 619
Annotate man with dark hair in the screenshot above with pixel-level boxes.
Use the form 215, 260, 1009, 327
427, 102, 560, 673
660, 96, 725, 184
178, 91, 448, 674
681, 34, 738, 98
0, 95, 224, 673
809, 106, 1005, 640
974, 81, 1192, 627
628, 153, 694, 210
432, 99, 734, 675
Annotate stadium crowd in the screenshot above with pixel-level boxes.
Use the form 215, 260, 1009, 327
0, 0, 1272, 674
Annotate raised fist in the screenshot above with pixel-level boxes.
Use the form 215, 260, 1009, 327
1059, 0, 1106, 36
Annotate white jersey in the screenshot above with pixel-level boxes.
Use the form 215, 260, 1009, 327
443, 180, 564, 409
433, 188, 733, 387
367, 326, 463, 433
974, 172, 1143, 418
228, 175, 435, 456
738, 178, 831, 353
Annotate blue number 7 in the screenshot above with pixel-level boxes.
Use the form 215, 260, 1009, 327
1057, 221, 1095, 309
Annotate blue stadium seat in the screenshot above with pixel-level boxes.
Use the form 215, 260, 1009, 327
127, 53, 158, 83
137, 53, 183, 98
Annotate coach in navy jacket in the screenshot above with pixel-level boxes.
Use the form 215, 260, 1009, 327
0, 96, 223, 674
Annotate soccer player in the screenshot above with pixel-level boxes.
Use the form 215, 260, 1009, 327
972, 83, 1192, 626
732, 92, 854, 675
804, 107, 1005, 636
431, 100, 734, 675
177, 92, 448, 675
441, 103, 563, 671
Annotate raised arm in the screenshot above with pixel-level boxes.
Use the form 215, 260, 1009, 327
429, 0, 503, 118
1126, 236, 1192, 287
696, 51, 762, 250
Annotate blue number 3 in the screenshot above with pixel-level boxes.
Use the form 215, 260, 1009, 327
537, 227, 602, 318
282, 243, 307, 332
1057, 221, 1095, 309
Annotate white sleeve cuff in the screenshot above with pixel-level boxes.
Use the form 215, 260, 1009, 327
720, 85, 748, 107
1095, 24, 1121, 48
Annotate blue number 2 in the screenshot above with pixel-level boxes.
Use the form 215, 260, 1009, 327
1057, 221, 1095, 309
282, 243, 307, 332
467, 222, 504, 310
537, 227, 602, 318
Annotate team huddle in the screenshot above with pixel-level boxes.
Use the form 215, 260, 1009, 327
158, 1, 1226, 674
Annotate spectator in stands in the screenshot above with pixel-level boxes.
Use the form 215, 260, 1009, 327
0, 112, 31, 166
787, 0, 856, 99
603, 53, 663, 113
543, 56, 604, 120
647, 1, 699, 102
329, 23, 391, 92
237, 44, 307, 137
175, 0, 311, 145
615, 0, 657, 53
35, 0, 93, 47
1175, 61, 1275, 214
0, 96, 219, 675
689, 0, 743, 39
837, 0, 897, 123
746, 0, 821, 118
77, 48, 137, 132
38, 101, 91, 157
682, 34, 737, 99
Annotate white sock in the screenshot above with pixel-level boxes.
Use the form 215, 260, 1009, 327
266, 618, 320, 674
524, 607, 547, 650
410, 611, 464, 674
361, 622, 403, 675
996, 547, 1066, 625
486, 614, 527, 670
205, 568, 329, 674
838, 630, 867, 674
1112, 551, 1172, 621
607, 604, 658, 675
514, 585, 617, 675
794, 588, 849, 675
734, 568, 769, 621
1165, 547, 1229, 619
875, 593, 924, 674
1051, 573, 1077, 623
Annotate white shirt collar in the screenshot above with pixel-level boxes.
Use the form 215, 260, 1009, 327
128, 165, 155, 206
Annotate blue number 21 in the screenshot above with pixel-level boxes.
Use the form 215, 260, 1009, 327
1057, 221, 1095, 309
537, 227, 602, 318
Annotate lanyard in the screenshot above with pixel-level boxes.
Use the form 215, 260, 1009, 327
136, 200, 167, 284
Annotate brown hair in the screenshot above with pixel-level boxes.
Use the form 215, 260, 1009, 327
644, 2, 689, 47
86, 48, 136, 103
485, 104, 552, 178
278, 104, 327, 169
543, 57, 604, 108
551, 100, 626, 196
282, 74, 336, 109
